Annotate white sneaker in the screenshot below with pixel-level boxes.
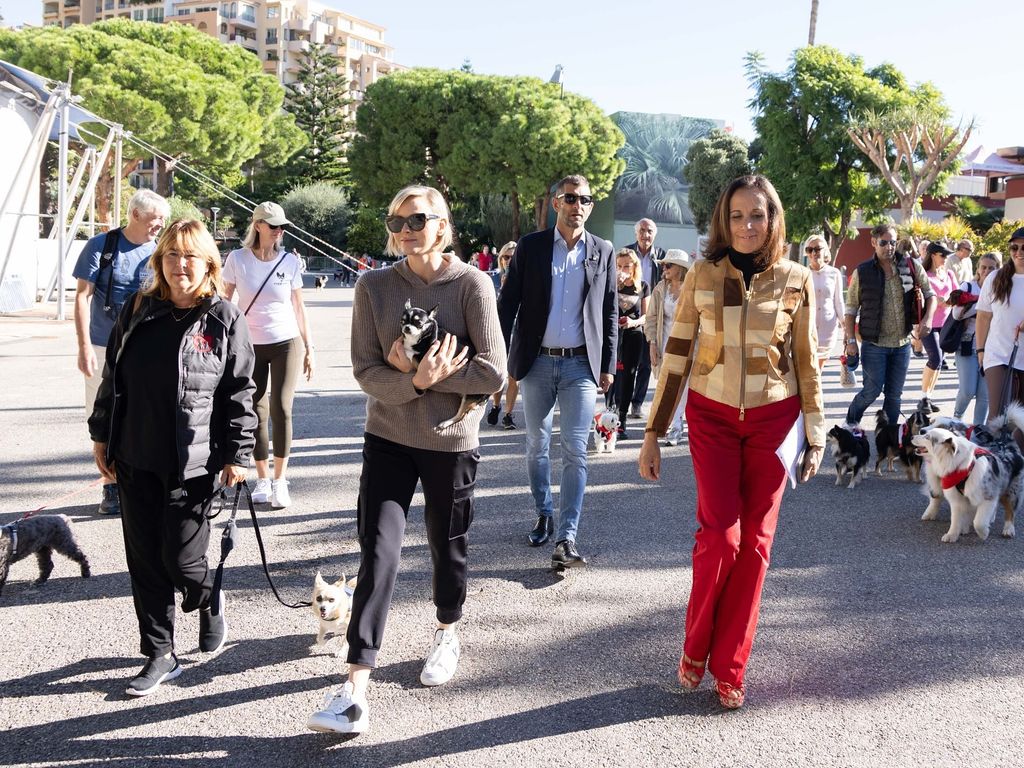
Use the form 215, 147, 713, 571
251, 478, 272, 504
306, 682, 370, 734
271, 479, 291, 508
665, 426, 681, 447
420, 626, 461, 687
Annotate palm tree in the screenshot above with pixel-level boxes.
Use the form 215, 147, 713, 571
808, 0, 819, 45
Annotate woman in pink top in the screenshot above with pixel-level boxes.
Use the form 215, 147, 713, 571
920, 242, 959, 396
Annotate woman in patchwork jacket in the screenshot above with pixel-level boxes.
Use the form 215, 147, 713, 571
638, 175, 824, 710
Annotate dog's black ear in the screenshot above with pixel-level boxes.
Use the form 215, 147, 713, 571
404, 299, 412, 311
944, 436, 954, 446
428, 305, 438, 320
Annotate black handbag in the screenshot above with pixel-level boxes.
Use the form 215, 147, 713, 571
938, 312, 966, 354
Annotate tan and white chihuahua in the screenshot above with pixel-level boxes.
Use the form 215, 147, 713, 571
312, 571, 357, 655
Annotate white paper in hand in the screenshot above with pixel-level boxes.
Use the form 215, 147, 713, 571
776, 415, 806, 490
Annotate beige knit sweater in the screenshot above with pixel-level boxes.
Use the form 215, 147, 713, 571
351, 256, 507, 452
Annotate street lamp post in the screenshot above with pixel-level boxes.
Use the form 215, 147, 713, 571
211, 206, 220, 244
549, 64, 564, 98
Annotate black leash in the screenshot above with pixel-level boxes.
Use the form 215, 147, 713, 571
210, 480, 311, 610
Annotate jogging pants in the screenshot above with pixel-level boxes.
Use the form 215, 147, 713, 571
683, 390, 800, 688
117, 463, 216, 659
252, 337, 303, 462
346, 433, 479, 668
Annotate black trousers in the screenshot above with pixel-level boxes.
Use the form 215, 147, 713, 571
118, 463, 216, 658
617, 329, 645, 423
632, 336, 652, 408
346, 433, 479, 668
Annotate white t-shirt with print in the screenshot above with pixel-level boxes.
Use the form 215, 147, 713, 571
976, 273, 1024, 370
223, 248, 303, 345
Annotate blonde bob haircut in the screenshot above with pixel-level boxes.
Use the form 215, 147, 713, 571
145, 219, 224, 301
704, 174, 787, 268
384, 185, 452, 257
615, 247, 643, 287
804, 234, 831, 260
497, 240, 517, 262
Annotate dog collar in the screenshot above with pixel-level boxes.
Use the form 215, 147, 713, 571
595, 423, 614, 439
941, 447, 991, 491
2, 522, 17, 558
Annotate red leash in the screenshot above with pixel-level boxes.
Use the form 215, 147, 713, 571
18, 478, 105, 520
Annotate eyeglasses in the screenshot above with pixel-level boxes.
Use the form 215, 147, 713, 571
385, 213, 441, 233
556, 192, 594, 206
1010, 244, 1024, 254
876, 239, 896, 247
259, 222, 285, 230
805, 246, 823, 253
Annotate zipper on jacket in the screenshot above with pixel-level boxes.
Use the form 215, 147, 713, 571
739, 279, 753, 421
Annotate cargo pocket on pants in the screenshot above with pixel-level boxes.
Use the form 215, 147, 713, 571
448, 485, 475, 540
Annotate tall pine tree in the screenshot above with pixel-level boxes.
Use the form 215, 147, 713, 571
285, 42, 351, 184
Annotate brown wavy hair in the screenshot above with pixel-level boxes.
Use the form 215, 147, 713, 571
989, 257, 1020, 304
704, 175, 787, 268
145, 219, 224, 301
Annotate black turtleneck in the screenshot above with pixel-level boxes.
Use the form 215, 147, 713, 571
728, 248, 769, 290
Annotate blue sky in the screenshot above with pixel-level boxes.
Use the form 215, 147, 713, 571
4, 0, 1020, 153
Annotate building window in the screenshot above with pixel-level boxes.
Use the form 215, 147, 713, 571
266, 30, 278, 44
348, 38, 364, 52
267, 6, 278, 18
132, 9, 142, 19
146, 7, 163, 22
267, 51, 278, 61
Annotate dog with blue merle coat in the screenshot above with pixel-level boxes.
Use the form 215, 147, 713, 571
0, 514, 90, 597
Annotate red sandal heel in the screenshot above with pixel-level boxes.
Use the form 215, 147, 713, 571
677, 654, 706, 691
715, 680, 745, 709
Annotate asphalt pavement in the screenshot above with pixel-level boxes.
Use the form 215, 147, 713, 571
1, 279, 1021, 768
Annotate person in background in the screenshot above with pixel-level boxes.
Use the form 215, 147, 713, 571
613, 248, 650, 440
625, 218, 665, 419
950, 252, 1000, 425
89, 219, 256, 697
804, 235, 845, 370
73, 189, 170, 516
976, 227, 1024, 425
947, 238, 975, 285
645, 249, 691, 445
920, 242, 959, 396
223, 202, 314, 509
487, 241, 520, 429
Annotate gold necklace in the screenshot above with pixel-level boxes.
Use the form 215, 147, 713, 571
170, 304, 197, 322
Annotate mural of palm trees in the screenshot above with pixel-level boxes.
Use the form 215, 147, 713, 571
612, 112, 718, 226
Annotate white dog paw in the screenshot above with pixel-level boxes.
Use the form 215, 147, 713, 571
941, 531, 960, 543
1003, 522, 1016, 538
921, 510, 937, 521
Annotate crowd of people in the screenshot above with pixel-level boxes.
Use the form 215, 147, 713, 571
72, 180, 1024, 727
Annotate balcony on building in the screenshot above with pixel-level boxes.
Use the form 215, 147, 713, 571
64, 0, 81, 7
44, 2, 60, 15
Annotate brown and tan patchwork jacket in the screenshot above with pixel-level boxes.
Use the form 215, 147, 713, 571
646, 256, 825, 447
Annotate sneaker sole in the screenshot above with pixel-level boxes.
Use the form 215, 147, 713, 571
306, 713, 368, 734
419, 670, 457, 687
125, 664, 182, 697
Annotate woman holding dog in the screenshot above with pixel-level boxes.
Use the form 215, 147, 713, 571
976, 227, 1024, 421
950, 252, 1000, 425
637, 175, 824, 709
88, 219, 257, 696
223, 202, 314, 510
306, 185, 505, 735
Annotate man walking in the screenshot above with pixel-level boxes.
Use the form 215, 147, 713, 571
498, 175, 617, 569
73, 189, 169, 515
947, 238, 975, 284
844, 223, 935, 426
625, 218, 664, 418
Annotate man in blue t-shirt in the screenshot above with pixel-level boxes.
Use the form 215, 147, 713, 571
73, 189, 169, 515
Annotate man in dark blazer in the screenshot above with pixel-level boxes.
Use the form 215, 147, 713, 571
498, 174, 617, 570
625, 218, 665, 419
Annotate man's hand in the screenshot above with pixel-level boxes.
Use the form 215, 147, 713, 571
387, 338, 416, 373
78, 346, 97, 378
598, 373, 615, 393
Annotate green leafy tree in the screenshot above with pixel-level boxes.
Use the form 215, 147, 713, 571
345, 204, 387, 260
285, 42, 351, 184
746, 46, 927, 255
683, 129, 752, 234
978, 219, 1024, 258
280, 181, 351, 252
166, 196, 206, 225
0, 20, 305, 221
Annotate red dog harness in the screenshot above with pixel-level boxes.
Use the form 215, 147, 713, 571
594, 415, 615, 442
941, 447, 991, 492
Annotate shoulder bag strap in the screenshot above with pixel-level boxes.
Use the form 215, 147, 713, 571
100, 228, 122, 312
244, 252, 289, 316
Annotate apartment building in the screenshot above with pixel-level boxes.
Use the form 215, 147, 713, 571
41, 0, 402, 95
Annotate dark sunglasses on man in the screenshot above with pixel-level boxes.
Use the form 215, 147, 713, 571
385, 213, 441, 233
556, 192, 594, 206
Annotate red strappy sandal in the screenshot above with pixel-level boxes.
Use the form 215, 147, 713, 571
715, 680, 745, 709
677, 653, 706, 691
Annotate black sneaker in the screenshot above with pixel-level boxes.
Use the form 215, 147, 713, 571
98, 483, 120, 515
126, 654, 181, 697
502, 413, 517, 430
486, 404, 501, 426
617, 426, 629, 440
199, 591, 227, 653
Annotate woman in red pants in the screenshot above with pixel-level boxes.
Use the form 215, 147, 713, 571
637, 175, 825, 709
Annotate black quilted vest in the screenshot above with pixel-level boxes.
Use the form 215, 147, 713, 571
856, 256, 919, 343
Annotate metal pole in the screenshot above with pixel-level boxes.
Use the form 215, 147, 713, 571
112, 125, 123, 228
56, 85, 70, 320
88, 147, 97, 237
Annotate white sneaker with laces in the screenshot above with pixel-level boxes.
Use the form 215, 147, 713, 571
271, 479, 291, 508
306, 681, 370, 733
420, 626, 461, 687
251, 478, 272, 504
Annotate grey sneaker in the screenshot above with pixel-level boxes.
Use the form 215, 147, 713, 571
199, 591, 227, 653
98, 483, 120, 515
629, 404, 646, 419
307, 682, 370, 733
420, 627, 461, 686
126, 654, 181, 697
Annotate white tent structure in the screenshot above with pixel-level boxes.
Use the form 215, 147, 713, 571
962, 145, 1024, 177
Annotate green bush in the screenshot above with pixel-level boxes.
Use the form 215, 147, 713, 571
281, 182, 351, 256
166, 196, 206, 225
978, 219, 1024, 260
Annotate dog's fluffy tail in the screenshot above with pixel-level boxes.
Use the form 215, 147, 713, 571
990, 402, 1024, 435
874, 409, 890, 430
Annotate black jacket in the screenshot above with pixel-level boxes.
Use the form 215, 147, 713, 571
88, 293, 257, 481
498, 227, 617, 382
625, 242, 665, 287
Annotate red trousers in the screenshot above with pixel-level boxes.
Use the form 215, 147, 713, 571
683, 390, 800, 688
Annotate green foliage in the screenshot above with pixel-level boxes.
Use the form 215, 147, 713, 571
345, 204, 387, 259
285, 42, 351, 184
978, 219, 1024, 258
479, 194, 533, 249
166, 196, 206, 225
280, 182, 351, 251
897, 215, 975, 246
952, 197, 1003, 234
682, 129, 752, 234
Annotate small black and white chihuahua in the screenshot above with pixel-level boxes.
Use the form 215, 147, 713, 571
400, 299, 491, 431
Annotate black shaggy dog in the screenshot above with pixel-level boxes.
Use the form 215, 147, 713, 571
828, 423, 872, 489
874, 399, 934, 482
0, 514, 90, 597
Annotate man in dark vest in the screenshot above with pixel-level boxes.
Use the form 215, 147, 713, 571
844, 223, 935, 425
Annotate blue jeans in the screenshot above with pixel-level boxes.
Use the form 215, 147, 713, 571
519, 354, 597, 544
954, 350, 988, 425
846, 342, 911, 425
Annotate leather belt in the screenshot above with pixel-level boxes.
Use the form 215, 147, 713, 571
539, 345, 587, 357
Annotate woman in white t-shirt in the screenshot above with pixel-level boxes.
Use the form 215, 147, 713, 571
223, 202, 314, 508
804, 235, 846, 369
975, 227, 1024, 422
645, 249, 691, 445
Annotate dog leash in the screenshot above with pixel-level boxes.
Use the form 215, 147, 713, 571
16, 478, 105, 521
210, 481, 312, 610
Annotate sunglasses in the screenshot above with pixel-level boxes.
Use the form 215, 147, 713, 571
805, 246, 823, 253
260, 222, 285, 230
1010, 244, 1024, 254
556, 192, 594, 206
385, 213, 441, 233
876, 239, 896, 247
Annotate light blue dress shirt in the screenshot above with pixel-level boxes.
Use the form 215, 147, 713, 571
541, 228, 587, 348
